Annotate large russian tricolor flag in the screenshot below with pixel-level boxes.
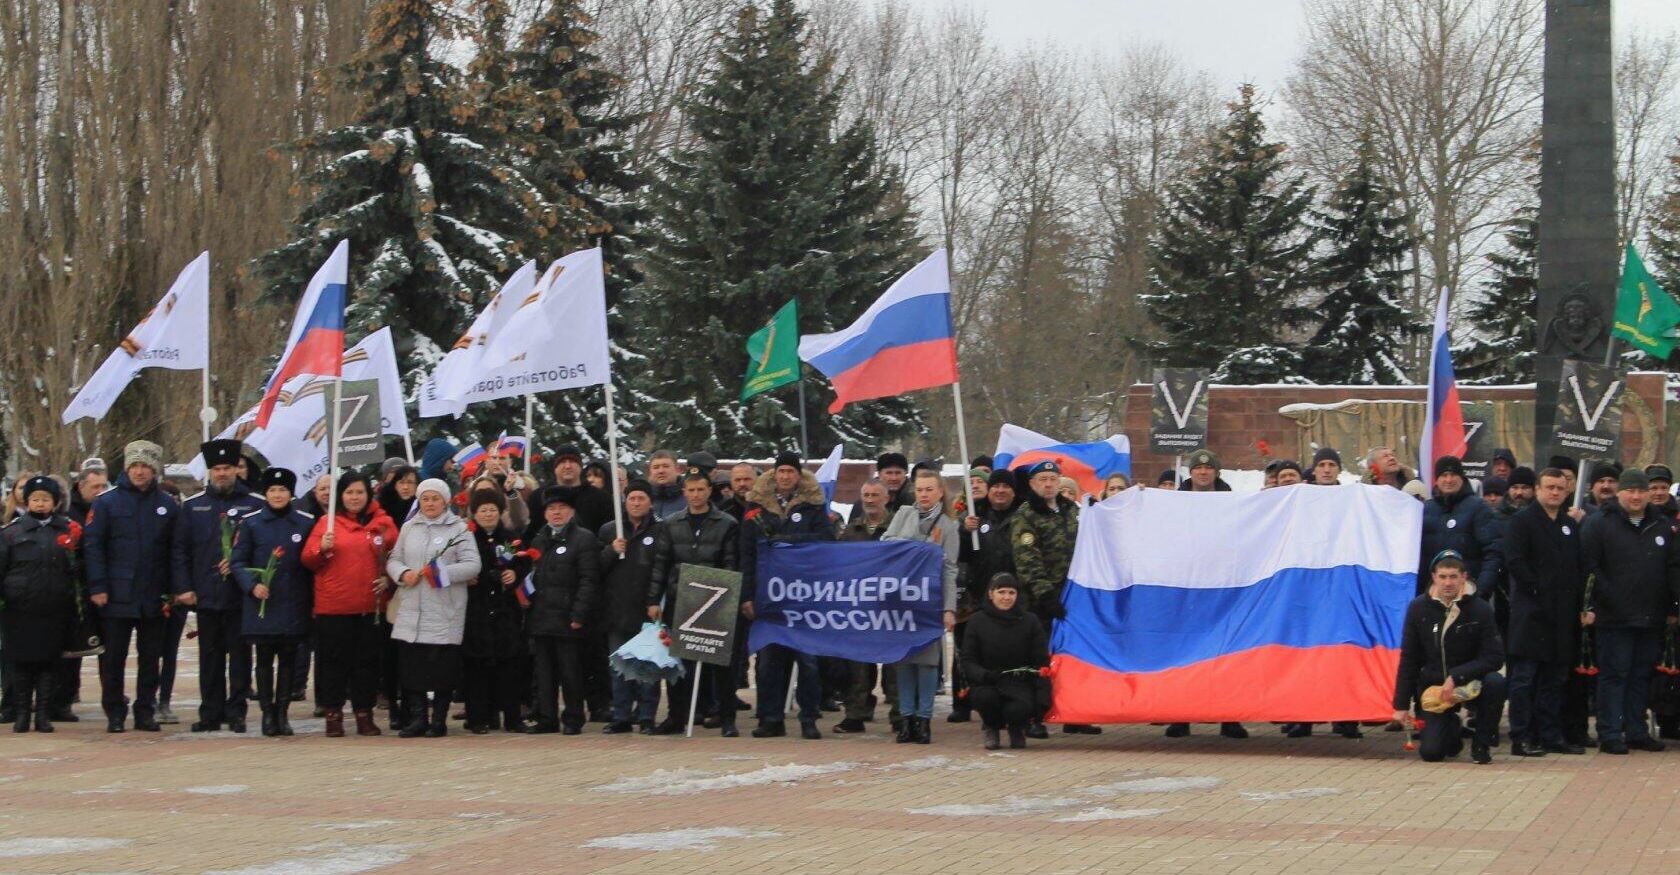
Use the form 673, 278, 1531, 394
256, 241, 348, 428
798, 250, 958, 413
1418, 287, 1466, 474
992, 424, 1131, 499
1047, 484, 1419, 724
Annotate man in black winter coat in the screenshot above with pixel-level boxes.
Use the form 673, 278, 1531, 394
525, 487, 600, 735
524, 445, 613, 541
1581, 467, 1680, 754
1418, 456, 1502, 596
648, 471, 740, 736
1393, 551, 1506, 764
596, 480, 661, 734
1502, 467, 1587, 756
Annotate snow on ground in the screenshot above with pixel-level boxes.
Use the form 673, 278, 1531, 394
908, 774, 1221, 818
1052, 807, 1173, 823
1085, 776, 1223, 795
1238, 787, 1342, 802
202, 843, 409, 875
582, 828, 781, 852
592, 762, 859, 796
184, 785, 248, 795
0, 837, 133, 857
875, 755, 994, 772
908, 796, 1088, 817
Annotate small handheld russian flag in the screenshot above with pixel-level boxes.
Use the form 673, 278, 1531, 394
515, 573, 536, 607
453, 442, 486, 468
422, 556, 451, 588
496, 432, 529, 459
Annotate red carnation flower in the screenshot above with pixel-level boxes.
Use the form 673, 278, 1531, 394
1038, 666, 1052, 678
466, 520, 478, 533
272, 546, 285, 559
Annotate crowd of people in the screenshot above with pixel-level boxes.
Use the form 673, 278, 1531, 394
1, 432, 1676, 764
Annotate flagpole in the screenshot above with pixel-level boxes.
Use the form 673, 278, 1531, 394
952, 382, 979, 551
524, 394, 535, 473
199, 365, 213, 442
795, 374, 810, 458
402, 433, 415, 466
603, 382, 625, 557
327, 377, 342, 529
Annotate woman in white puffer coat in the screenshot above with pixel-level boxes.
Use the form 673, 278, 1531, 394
385, 478, 480, 737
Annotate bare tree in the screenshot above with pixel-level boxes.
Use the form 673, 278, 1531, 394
1617, 31, 1680, 244
1285, 0, 1542, 342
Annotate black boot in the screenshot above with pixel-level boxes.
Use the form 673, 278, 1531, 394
261, 706, 278, 737
274, 702, 294, 737
983, 726, 1001, 750
33, 672, 55, 733
399, 695, 429, 738
426, 697, 449, 737
1007, 724, 1027, 749
894, 716, 914, 744
913, 716, 931, 744
11, 674, 33, 733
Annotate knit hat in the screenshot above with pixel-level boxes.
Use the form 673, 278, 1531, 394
1434, 456, 1466, 479
968, 467, 990, 481
201, 439, 243, 469
1508, 466, 1537, 488
379, 457, 408, 478
552, 444, 584, 465
1491, 448, 1518, 469
1275, 460, 1302, 477
1481, 476, 1507, 497
1646, 464, 1674, 486
1590, 462, 1623, 484
986, 469, 1017, 489
542, 485, 576, 509
624, 478, 654, 499
469, 487, 506, 514
987, 572, 1022, 592
876, 452, 909, 473
1618, 468, 1650, 491
1548, 454, 1576, 471
123, 440, 163, 474
1186, 448, 1218, 470
970, 455, 995, 471
260, 467, 298, 495
1263, 459, 1283, 475
23, 475, 61, 504
774, 451, 802, 472
416, 478, 451, 504
1157, 469, 1177, 485
1311, 447, 1342, 468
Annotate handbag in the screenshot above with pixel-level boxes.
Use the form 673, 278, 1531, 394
64, 594, 104, 658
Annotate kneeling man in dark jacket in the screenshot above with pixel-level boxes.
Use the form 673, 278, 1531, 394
1394, 550, 1507, 764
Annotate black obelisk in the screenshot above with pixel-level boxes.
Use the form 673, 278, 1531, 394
1533, 0, 1618, 461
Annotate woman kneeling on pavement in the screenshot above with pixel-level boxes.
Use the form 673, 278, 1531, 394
884, 467, 959, 744
961, 573, 1050, 749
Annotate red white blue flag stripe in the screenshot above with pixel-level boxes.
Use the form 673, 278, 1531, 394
992, 424, 1131, 500
1047, 486, 1419, 724
1419, 288, 1466, 472
797, 250, 958, 413
256, 241, 348, 428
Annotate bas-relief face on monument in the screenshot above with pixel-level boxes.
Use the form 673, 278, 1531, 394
1542, 290, 1605, 357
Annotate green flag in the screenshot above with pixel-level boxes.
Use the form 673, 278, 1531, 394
1613, 244, 1680, 359
742, 299, 801, 401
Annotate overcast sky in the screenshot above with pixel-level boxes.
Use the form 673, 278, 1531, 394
937, 0, 1680, 96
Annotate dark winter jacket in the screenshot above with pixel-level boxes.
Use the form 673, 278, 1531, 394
1581, 502, 1680, 629
84, 475, 180, 619
647, 482, 687, 522
961, 600, 1049, 685
0, 514, 80, 618
597, 514, 660, 638
376, 471, 417, 525
525, 521, 600, 638
172, 485, 265, 611
464, 523, 531, 659
419, 438, 456, 481
648, 506, 738, 616
1392, 590, 1504, 710
739, 471, 833, 604
841, 509, 892, 542
230, 505, 317, 637
523, 482, 613, 543
1419, 485, 1503, 596
959, 503, 1018, 609
1502, 502, 1587, 663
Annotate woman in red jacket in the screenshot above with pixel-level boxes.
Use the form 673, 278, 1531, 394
302, 472, 399, 737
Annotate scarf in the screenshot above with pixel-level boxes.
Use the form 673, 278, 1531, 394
917, 504, 942, 537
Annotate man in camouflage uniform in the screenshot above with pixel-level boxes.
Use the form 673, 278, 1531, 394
1008, 460, 1097, 736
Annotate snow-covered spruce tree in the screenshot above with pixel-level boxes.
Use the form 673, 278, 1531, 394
255, 0, 544, 434
1143, 84, 1318, 380
436, 0, 648, 460
1303, 131, 1422, 385
1454, 207, 1537, 384
1649, 142, 1680, 310
630, 0, 925, 457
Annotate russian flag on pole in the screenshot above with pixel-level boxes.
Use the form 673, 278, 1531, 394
516, 573, 536, 607
1418, 288, 1466, 473
256, 241, 348, 428
1047, 485, 1419, 724
496, 432, 529, 459
992, 424, 1131, 500
798, 250, 958, 413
